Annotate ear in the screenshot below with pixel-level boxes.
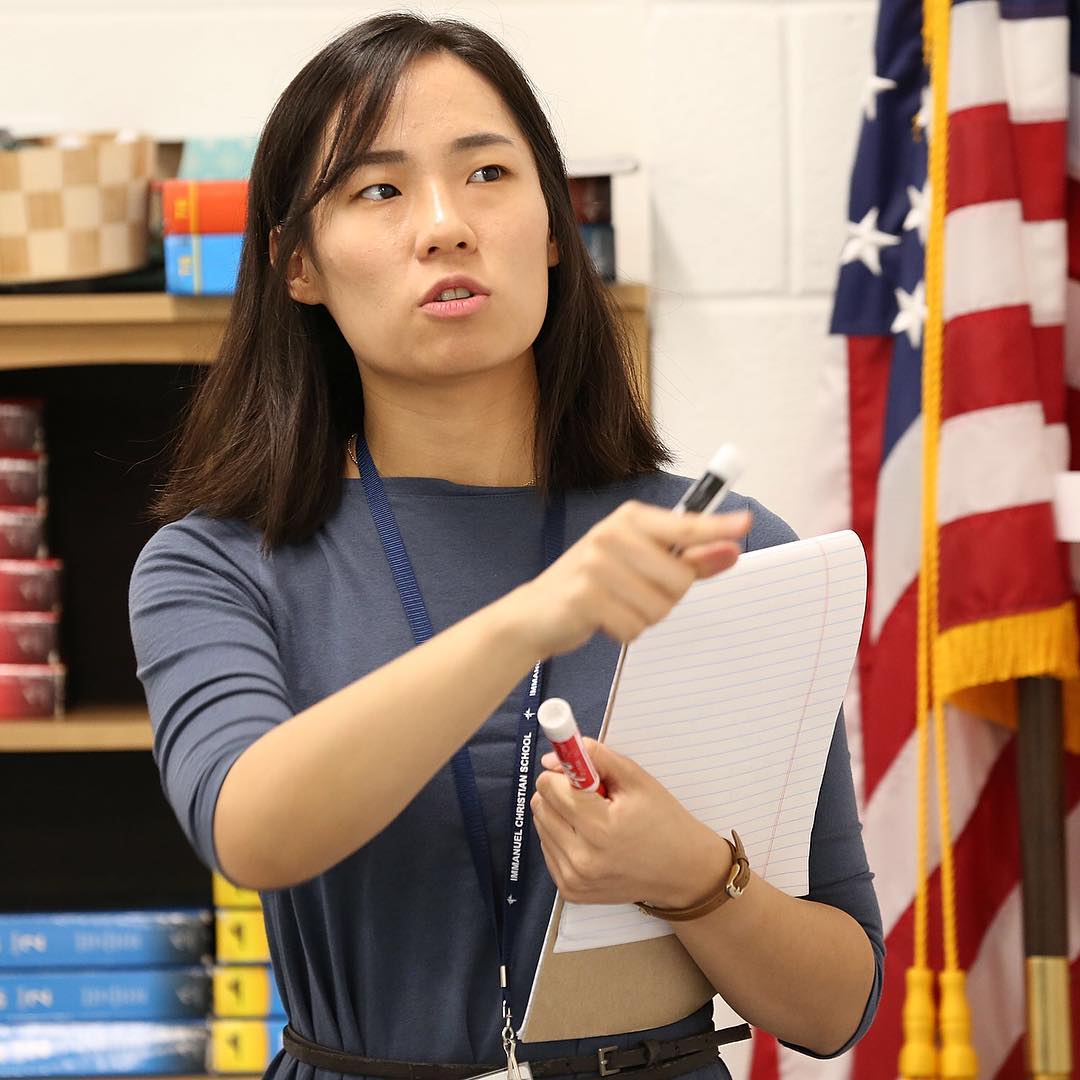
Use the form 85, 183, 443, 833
269, 225, 323, 305
547, 230, 559, 268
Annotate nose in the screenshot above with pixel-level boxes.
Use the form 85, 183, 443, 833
413, 179, 477, 258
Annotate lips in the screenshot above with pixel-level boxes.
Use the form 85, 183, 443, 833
420, 276, 490, 306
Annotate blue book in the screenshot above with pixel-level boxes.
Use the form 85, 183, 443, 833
0, 912, 212, 970
578, 222, 615, 282
0, 968, 210, 1021
0, 1021, 208, 1077
164, 233, 243, 295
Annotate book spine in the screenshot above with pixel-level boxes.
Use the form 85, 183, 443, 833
211, 873, 260, 910
162, 180, 248, 235
214, 910, 270, 965
567, 176, 611, 224
212, 964, 284, 1018
0, 912, 212, 970
0, 968, 211, 1022
164, 234, 244, 296
0, 1020, 208, 1077
208, 1018, 285, 1074
579, 223, 615, 282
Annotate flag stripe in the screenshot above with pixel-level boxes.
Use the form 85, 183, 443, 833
937, 503, 1071, 629
944, 203, 1065, 326
941, 310, 1063, 421
937, 405, 1062, 525
948, 107, 1067, 221
950, 3, 1069, 121
862, 706, 1010, 935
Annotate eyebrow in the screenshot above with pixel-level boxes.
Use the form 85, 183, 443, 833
354, 132, 517, 166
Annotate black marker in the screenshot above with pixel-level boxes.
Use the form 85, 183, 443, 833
671, 444, 745, 554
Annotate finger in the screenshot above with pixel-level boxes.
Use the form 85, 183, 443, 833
679, 540, 742, 579
583, 739, 638, 790
541, 751, 561, 771
536, 771, 607, 834
597, 527, 698, 600
584, 542, 683, 628
537, 833, 573, 890
616, 501, 752, 550
532, 791, 579, 849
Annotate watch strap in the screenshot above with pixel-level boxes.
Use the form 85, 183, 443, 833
635, 830, 750, 922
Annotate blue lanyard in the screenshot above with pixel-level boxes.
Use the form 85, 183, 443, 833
355, 434, 566, 1045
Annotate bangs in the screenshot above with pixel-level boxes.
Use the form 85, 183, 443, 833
290, 41, 439, 227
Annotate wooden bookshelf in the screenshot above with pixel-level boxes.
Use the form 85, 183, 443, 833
0, 703, 151, 752
0, 284, 650, 757
0, 283, 649, 382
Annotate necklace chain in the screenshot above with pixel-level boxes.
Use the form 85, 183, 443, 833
348, 433, 537, 487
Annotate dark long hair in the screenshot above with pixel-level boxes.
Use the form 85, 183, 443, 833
150, 11, 672, 553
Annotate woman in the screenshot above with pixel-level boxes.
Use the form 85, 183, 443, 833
129, 13, 883, 1080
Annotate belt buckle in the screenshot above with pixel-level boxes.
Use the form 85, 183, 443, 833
597, 1046, 621, 1077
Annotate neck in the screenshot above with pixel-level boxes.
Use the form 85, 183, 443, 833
347, 354, 539, 487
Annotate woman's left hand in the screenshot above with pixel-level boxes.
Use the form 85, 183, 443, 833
530, 739, 731, 908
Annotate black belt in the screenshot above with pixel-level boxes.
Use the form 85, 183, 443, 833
283, 1022, 752, 1080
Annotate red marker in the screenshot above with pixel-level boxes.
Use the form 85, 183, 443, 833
537, 697, 607, 797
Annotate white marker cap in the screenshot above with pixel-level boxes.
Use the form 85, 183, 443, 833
707, 443, 744, 483
537, 697, 578, 742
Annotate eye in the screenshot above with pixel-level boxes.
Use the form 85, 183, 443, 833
357, 183, 399, 202
470, 164, 506, 183
354, 165, 506, 202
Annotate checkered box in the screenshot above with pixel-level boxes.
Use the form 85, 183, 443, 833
0, 132, 154, 284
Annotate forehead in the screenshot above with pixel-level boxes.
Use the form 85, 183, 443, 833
374, 52, 518, 144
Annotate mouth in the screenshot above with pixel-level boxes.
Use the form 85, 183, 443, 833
420, 292, 490, 319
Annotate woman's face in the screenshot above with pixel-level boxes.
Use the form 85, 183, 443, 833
289, 51, 559, 384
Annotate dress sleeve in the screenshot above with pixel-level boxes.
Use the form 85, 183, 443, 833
127, 514, 294, 877
742, 496, 885, 1058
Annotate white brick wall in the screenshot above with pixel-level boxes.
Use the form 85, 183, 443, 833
1, 0, 875, 540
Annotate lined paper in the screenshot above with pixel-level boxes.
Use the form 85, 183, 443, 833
550, 530, 866, 953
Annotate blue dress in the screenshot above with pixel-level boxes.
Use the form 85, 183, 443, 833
128, 470, 884, 1080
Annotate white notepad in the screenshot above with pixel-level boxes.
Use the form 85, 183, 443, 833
546, 529, 867, 955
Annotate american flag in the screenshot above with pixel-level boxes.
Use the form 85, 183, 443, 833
746, 1, 1080, 1077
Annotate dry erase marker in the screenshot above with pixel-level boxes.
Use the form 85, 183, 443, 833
671, 444, 746, 555
537, 697, 607, 798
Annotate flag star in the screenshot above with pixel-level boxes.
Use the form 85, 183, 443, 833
862, 73, 898, 121
903, 181, 930, 245
841, 207, 901, 275
891, 281, 927, 347
914, 86, 932, 140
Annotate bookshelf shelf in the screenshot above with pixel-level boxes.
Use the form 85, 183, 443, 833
0, 703, 151, 752
0, 283, 649, 374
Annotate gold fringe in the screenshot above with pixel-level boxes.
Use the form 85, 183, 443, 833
935, 603, 1080, 753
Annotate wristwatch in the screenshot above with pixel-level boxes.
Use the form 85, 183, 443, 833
635, 830, 751, 922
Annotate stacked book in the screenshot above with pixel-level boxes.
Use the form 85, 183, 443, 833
208, 875, 283, 1076
0, 399, 65, 722
0, 909, 213, 1077
162, 181, 246, 296
568, 174, 615, 281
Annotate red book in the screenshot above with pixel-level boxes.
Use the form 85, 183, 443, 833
162, 179, 248, 235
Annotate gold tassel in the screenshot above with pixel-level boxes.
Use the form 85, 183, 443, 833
938, 970, 978, 1077
899, 966, 938, 1078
